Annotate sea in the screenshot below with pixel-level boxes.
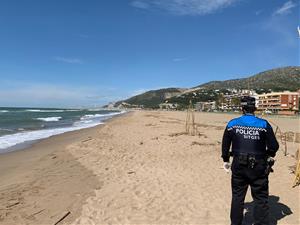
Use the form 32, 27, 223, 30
0, 107, 125, 153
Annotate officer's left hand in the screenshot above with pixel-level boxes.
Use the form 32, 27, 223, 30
223, 162, 231, 173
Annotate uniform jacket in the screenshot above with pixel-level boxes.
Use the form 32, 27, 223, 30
222, 114, 279, 162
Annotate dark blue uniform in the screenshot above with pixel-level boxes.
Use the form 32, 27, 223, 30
222, 114, 279, 225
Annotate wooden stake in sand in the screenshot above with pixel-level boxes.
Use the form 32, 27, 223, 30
269, 119, 300, 187
54, 211, 71, 225
266, 119, 288, 156
185, 100, 196, 136
293, 158, 300, 188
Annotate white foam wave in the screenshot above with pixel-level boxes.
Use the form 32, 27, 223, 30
0, 111, 126, 152
65, 109, 81, 112
0, 110, 9, 113
36, 117, 62, 122
80, 114, 104, 120
87, 109, 102, 111
25, 109, 42, 112
80, 111, 125, 120
0, 121, 101, 152
0, 128, 13, 132
26, 109, 65, 112
73, 120, 93, 125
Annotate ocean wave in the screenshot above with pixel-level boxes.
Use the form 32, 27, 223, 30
36, 117, 62, 122
0, 110, 9, 113
80, 111, 125, 120
25, 109, 42, 112
0, 121, 101, 151
73, 120, 103, 127
65, 109, 81, 112
25, 109, 65, 112
87, 109, 102, 111
74, 119, 93, 125
80, 114, 105, 120
0, 128, 13, 132
0, 110, 126, 152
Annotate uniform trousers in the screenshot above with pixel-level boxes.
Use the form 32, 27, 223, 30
230, 157, 269, 225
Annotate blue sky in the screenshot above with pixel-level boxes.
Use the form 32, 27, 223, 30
0, 0, 299, 107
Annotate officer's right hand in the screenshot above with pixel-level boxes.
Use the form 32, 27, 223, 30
223, 162, 231, 173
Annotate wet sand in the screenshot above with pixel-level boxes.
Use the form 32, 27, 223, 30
0, 121, 109, 225
0, 111, 299, 224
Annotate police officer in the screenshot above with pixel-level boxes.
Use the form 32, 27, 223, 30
222, 96, 279, 225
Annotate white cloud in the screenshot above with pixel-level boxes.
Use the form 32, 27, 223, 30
262, 15, 297, 48
131, 0, 150, 9
130, 0, 238, 16
273, 1, 297, 16
54, 56, 83, 64
255, 10, 263, 16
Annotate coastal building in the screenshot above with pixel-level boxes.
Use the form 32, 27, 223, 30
159, 103, 178, 110
219, 97, 240, 111
219, 89, 258, 111
257, 91, 299, 115
195, 101, 216, 112
106, 102, 116, 109
117, 102, 143, 110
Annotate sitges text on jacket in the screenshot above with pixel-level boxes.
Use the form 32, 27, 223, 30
222, 114, 279, 162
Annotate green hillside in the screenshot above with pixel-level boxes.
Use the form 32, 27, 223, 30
113, 66, 300, 109
197, 66, 300, 92
115, 88, 185, 108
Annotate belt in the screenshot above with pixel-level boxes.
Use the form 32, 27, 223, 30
233, 153, 266, 160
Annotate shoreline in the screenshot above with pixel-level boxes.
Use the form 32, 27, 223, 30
0, 111, 128, 155
0, 112, 131, 225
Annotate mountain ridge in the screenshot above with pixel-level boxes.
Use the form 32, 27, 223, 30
114, 88, 186, 108
112, 66, 300, 108
196, 66, 300, 91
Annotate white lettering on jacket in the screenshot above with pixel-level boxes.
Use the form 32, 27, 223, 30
236, 128, 259, 135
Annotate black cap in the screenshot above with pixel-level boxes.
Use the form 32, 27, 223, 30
241, 96, 256, 107
241, 96, 256, 112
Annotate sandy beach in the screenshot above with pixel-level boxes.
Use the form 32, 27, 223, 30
0, 111, 299, 225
